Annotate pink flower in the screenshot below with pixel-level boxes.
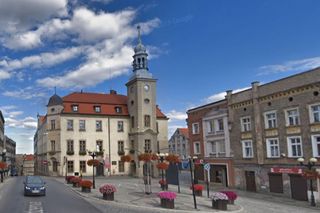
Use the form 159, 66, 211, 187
99, 184, 117, 194
157, 191, 177, 200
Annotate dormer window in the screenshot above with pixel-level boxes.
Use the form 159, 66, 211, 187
115, 107, 122, 113
72, 105, 78, 112
94, 106, 101, 113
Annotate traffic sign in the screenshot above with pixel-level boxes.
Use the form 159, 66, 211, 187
204, 163, 210, 171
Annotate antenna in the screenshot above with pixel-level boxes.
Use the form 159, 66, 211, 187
137, 25, 142, 44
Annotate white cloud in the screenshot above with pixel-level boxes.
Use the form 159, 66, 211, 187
2, 87, 46, 100
258, 56, 320, 76
0, 0, 67, 34
5, 116, 37, 129
205, 87, 250, 103
0, 70, 10, 80
166, 110, 187, 122
0, 47, 83, 71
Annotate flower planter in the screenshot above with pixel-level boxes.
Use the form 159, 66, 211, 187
228, 200, 234, 205
212, 200, 228, 210
160, 198, 174, 209
103, 192, 114, 201
81, 187, 91, 193
160, 184, 168, 190
195, 190, 202, 197
72, 182, 80, 187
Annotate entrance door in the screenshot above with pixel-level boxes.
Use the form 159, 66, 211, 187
290, 174, 307, 201
96, 163, 104, 176
269, 173, 283, 193
210, 165, 228, 187
245, 171, 256, 192
52, 161, 58, 172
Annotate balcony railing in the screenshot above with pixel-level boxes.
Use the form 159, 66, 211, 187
208, 152, 226, 158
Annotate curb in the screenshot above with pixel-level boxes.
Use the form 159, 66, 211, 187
54, 178, 243, 213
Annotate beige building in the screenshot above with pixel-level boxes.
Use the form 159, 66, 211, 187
0, 111, 4, 154
34, 28, 168, 177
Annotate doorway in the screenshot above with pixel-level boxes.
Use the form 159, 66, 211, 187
245, 171, 256, 192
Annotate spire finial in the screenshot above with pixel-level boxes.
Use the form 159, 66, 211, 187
54, 86, 56, 94
137, 25, 142, 44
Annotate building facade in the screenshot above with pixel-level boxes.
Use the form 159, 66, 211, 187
34, 27, 168, 177
187, 100, 235, 187
168, 128, 189, 159
227, 68, 320, 201
0, 111, 4, 154
5, 136, 16, 172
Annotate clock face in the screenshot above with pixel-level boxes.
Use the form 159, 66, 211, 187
144, 84, 150, 91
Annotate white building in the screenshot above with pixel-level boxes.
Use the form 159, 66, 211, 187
34, 27, 168, 177
168, 128, 189, 159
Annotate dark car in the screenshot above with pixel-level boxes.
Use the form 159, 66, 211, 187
24, 176, 46, 196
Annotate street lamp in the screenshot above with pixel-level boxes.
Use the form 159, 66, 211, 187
157, 152, 168, 190
297, 157, 318, 206
88, 150, 97, 189
188, 155, 198, 209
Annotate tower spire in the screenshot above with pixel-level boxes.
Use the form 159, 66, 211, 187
137, 25, 142, 45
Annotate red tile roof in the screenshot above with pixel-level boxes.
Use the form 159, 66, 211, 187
178, 128, 189, 138
61, 92, 167, 118
24, 154, 34, 161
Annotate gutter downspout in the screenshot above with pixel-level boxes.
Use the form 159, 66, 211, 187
108, 117, 111, 176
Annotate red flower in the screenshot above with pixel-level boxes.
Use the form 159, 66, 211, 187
0, 162, 7, 169
87, 159, 100, 166
80, 180, 93, 188
159, 179, 167, 185
156, 162, 169, 170
70, 177, 81, 183
190, 184, 204, 191
165, 154, 180, 163
121, 155, 132, 162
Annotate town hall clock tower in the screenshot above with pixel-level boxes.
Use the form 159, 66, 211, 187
126, 26, 158, 177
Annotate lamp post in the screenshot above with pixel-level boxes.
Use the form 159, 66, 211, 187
1, 149, 6, 182
188, 155, 198, 209
297, 157, 318, 207
157, 153, 168, 190
88, 151, 97, 189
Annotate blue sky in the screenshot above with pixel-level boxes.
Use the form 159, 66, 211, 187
1, 0, 320, 154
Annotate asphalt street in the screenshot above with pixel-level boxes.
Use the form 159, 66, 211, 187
0, 176, 103, 213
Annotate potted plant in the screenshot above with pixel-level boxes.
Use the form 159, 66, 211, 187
65, 176, 75, 184
121, 155, 131, 162
220, 191, 238, 204
70, 177, 81, 187
158, 179, 168, 190
87, 159, 100, 167
99, 184, 117, 201
211, 192, 229, 210
157, 191, 176, 209
80, 180, 93, 193
190, 184, 204, 196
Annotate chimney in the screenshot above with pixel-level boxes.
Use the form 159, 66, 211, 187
110, 90, 117, 95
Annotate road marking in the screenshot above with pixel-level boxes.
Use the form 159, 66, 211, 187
26, 201, 44, 213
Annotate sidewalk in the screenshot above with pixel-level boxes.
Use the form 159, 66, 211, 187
54, 176, 242, 212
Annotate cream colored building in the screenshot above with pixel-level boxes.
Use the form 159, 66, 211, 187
34, 28, 168, 177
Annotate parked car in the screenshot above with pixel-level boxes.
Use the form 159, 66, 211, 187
23, 176, 46, 196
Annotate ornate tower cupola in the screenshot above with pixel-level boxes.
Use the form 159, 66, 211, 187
131, 26, 152, 80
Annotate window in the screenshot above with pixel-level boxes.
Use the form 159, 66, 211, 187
207, 120, 214, 133
118, 141, 124, 152
192, 123, 199, 134
144, 139, 151, 153
131, 116, 134, 128
80, 161, 86, 173
156, 122, 159, 133
309, 104, 320, 123
72, 105, 78, 112
79, 120, 86, 131
216, 119, 224, 131
67, 161, 74, 173
311, 135, 320, 157
79, 140, 86, 152
144, 115, 150, 127
50, 120, 56, 130
94, 106, 101, 113
96, 120, 102, 131
67, 140, 74, 152
115, 107, 122, 113
241, 140, 253, 158
118, 161, 124, 173
193, 142, 201, 154
264, 111, 277, 129
96, 140, 103, 152
67, 120, 73, 131
287, 136, 303, 157
285, 108, 300, 126
117, 121, 124, 132
172, 144, 176, 152
241, 117, 251, 132
130, 140, 134, 150
210, 140, 225, 155
266, 138, 280, 158
51, 140, 55, 151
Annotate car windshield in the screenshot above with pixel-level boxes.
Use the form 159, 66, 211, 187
27, 177, 43, 184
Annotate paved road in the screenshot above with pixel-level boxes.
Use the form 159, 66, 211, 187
0, 176, 102, 213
